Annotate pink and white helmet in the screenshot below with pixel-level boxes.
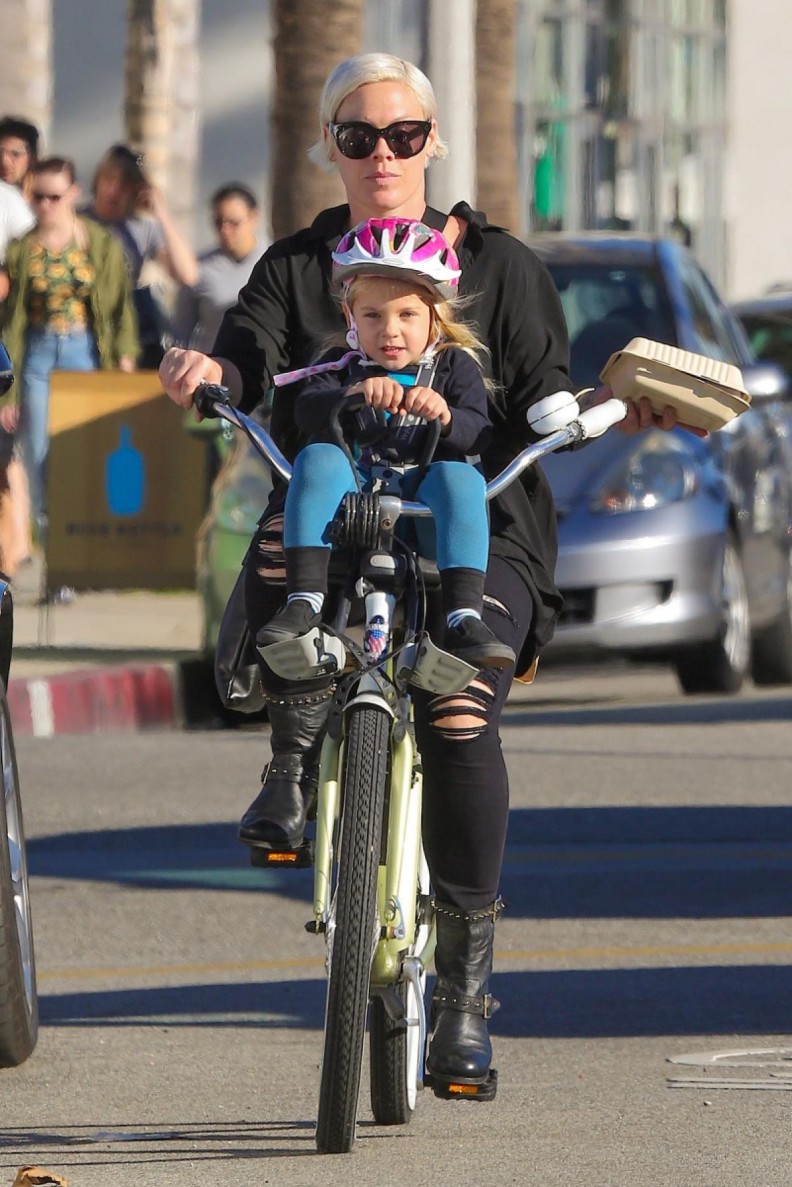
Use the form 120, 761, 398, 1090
332, 218, 460, 300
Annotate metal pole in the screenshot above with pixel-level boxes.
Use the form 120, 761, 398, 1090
425, 0, 477, 212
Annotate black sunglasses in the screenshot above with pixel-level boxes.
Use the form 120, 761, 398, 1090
329, 119, 432, 160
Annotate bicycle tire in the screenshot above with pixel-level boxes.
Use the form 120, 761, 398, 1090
370, 983, 411, 1124
369, 880, 430, 1125
0, 684, 38, 1067
316, 704, 390, 1155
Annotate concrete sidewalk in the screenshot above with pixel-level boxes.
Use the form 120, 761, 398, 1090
6, 554, 215, 737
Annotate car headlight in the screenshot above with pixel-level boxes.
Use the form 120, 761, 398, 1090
590, 432, 702, 514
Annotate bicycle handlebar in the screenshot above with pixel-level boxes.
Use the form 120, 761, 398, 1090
192, 384, 628, 515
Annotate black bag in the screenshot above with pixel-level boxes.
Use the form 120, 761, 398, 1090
213, 549, 266, 714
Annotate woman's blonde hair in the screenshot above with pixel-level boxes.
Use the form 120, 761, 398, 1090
308, 52, 448, 172
340, 274, 492, 386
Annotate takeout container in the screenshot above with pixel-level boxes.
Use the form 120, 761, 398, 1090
600, 337, 751, 431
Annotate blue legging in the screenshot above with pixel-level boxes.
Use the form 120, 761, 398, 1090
283, 442, 489, 572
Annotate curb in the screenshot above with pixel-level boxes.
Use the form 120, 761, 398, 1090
7, 663, 184, 738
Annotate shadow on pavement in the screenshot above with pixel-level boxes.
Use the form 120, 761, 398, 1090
28, 805, 792, 918
38, 964, 792, 1038
503, 693, 792, 727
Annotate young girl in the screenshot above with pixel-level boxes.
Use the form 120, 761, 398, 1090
257, 217, 515, 671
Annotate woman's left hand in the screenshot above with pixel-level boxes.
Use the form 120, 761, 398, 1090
118, 355, 136, 374
585, 384, 709, 439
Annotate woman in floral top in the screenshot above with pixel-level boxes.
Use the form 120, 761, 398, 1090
0, 156, 138, 526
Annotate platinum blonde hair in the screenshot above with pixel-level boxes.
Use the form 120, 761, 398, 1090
308, 52, 449, 172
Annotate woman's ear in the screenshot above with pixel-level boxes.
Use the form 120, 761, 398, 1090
323, 124, 336, 165
425, 118, 439, 160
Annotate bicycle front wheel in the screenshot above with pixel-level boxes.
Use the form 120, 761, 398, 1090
316, 705, 390, 1155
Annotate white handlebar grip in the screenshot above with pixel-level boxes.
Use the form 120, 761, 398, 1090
526, 391, 580, 435
578, 397, 628, 439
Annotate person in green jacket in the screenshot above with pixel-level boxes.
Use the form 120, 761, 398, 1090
0, 155, 139, 526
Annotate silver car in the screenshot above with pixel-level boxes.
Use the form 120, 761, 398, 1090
530, 234, 792, 694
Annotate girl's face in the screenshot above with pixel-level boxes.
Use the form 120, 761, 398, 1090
328, 81, 437, 224
348, 280, 433, 369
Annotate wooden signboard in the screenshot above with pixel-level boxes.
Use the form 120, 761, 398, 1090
46, 371, 209, 590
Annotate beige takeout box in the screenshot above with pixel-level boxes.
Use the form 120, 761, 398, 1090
600, 337, 751, 431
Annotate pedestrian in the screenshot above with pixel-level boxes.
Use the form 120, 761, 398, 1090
1, 157, 138, 529
0, 116, 39, 573
82, 143, 197, 369
0, 116, 39, 202
158, 52, 682, 1097
172, 182, 268, 353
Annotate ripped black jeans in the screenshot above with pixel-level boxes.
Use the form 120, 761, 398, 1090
245, 511, 535, 912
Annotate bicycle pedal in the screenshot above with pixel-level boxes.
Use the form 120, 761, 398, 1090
424, 1069, 498, 1102
247, 839, 314, 869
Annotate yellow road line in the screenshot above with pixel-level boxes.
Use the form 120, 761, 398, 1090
38, 939, 792, 983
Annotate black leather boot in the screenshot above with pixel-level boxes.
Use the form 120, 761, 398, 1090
238, 687, 332, 850
426, 898, 502, 1098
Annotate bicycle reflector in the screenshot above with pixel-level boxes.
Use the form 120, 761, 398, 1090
426, 1070, 498, 1102
248, 841, 314, 870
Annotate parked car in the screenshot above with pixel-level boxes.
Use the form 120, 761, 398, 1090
732, 287, 792, 382
530, 233, 792, 694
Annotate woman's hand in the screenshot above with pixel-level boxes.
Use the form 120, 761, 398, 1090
403, 385, 451, 426
348, 376, 405, 413
585, 384, 709, 439
118, 355, 136, 374
0, 405, 19, 433
158, 347, 224, 408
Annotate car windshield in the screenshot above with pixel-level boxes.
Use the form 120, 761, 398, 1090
737, 310, 792, 375
546, 263, 675, 387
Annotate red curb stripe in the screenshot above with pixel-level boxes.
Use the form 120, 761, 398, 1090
7, 664, 180, 736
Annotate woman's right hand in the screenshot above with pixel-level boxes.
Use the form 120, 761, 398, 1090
158, 347, 224, 408
0, 405, 19, 433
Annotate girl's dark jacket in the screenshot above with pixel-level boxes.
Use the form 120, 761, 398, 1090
213, 202, 571, 667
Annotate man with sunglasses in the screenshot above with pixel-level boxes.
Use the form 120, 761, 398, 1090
159, 51, 680, 1101
173, 183, 268, 353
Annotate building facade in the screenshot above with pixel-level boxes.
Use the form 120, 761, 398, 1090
6, 2, 786, 297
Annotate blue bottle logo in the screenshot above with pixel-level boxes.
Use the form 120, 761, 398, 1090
105, 424, 145, 516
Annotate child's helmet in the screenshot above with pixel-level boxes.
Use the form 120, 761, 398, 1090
332, 218, 460, 299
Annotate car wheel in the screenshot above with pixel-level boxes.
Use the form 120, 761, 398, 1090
673, 534, 751, 696
751, 548, 792, 686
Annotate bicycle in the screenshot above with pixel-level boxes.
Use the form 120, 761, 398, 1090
195, 382, 627, 1154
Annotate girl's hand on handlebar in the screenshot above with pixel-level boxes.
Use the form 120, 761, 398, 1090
348, 376, 405, 413
158, 347, 224, 411
585, 384, 709, 439
403, 385, 451, 426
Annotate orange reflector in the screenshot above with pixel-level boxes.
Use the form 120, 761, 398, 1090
447, 1083, 479, 1096
266, 852, 299, 863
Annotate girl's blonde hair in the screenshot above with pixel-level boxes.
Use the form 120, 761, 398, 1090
340, 274, 492, 387
308, 52, 449, 172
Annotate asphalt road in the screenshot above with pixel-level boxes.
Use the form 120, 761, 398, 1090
3, 662, 792, 1186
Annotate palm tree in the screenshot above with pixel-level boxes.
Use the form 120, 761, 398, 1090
0, 0, 53, 144
271, 0, 363, 239
475, 0, 520, 232
125, 0, 200, 239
